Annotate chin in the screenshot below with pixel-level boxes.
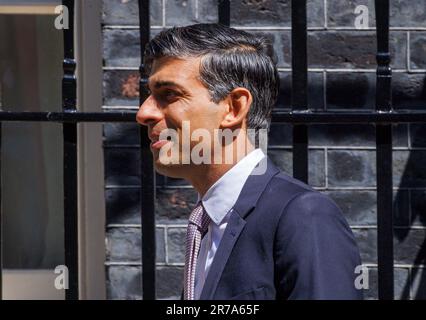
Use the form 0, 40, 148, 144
153, 159, 186, 179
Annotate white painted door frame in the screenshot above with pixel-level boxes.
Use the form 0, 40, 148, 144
2, 0, 106, 300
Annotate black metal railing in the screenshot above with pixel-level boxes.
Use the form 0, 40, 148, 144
62, 0, 78, 300
0, 0, 424, 300
138, 0, 156, 301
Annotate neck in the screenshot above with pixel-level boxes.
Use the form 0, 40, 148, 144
186, 138, 255, 197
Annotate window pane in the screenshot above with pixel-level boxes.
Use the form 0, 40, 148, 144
0, 14, 63, 112
0, 1, 60, 5
0, 1, 61, 15
2, 122, 64, 269
0, 13, 64, 269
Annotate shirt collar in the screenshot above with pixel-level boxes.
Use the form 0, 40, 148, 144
196, 148, 266, 225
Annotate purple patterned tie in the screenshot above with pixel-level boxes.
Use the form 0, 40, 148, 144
183, 202, 211, 300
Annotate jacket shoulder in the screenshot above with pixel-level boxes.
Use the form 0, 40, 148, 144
258, 170, 316, 208
256, 169, 346, 226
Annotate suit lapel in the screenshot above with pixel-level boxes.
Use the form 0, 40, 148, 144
199, 210, 246, 299
199, 156, 280, 299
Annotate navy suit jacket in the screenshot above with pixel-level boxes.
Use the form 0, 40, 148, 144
192, 156, 363, 300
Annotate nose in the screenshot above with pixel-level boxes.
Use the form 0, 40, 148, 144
136, 94, 163, 126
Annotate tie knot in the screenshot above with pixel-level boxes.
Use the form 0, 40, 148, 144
189, 202, 211, 235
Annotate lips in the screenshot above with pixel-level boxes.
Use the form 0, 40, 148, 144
150, 139, 170, 149
149, 129, 173, 149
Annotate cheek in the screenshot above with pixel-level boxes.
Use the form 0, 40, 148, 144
163, 108, 186, 130
193, 103, 223, 129
168, 96, 223, 133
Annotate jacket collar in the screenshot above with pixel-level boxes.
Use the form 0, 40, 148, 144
198, 148, 266, 226
199, 156, 280, 299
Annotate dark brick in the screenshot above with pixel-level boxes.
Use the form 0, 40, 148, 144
156, 173, 168, 187
156, 187, 198, 222
267, 148, 325, 187
393, 124, 409, 147
411, 190, 426, 227
106, 187, 140, 225
103, 70, 140, 106
102, 28, 186, 67
354, 228, 426, 265
309, 124, 408, 147
327, 0, 426, 28
362, 266, 377, 300
197, 0, 219, 23
394, 150, 426, 188
103, 123, 140, 146
363, 267, 410, 300
308, 31, 406, 69
353, 228, 377, 264
391, 267, 410, 300
230, 0, 324, 28
327, 0, 374, 28
410, 124, 426, 148
157, 227, 166, 264
276, 72, 324, 110
167, 227, 186, 264
268, 123, 292, 146
107, 185, 197, 224
102, 29, 285, 68
165, 0, 218, 26
106, 227, 165, 263
390, 0, 426, 28
104, 147, 140, 186
393, 189, 410, 228
411, 268, 426, 299
392, 73, 426, 110
394, 229, 426, 265
326, 72, 376, 110
103, 29, 141, 67
105, 173, 166, 225
156, 266, 184, 299
325, 190, 376, 226
327, 189, 409, 228
247, 31, 290, 68
328, 72, 424, 111
106, 266, 142, 300
102, 0, 162, 26
327, 150, 376, 187
275, 31, 291, 68
107, 265, 184, 300
410, 32, 426, 69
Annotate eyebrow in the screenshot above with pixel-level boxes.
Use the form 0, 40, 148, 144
146, 80, 186, 91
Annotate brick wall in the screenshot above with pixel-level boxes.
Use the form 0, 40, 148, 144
102, 0, 426, 299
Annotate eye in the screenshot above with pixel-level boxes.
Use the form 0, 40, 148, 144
164, 90, 177, 98
157, 90, 180, 102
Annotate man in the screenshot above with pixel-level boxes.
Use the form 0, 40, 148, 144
136, 23, 363, 300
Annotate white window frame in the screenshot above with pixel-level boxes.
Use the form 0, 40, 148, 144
1, 0, 106, 300
0, 0, 60, 15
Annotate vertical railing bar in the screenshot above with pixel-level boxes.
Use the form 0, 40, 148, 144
138, 0, 156, 300
218, 0, 230, 26
291, 0, 309, 183
0, 121, 2, 300
62, 0, 78, 300
375, 0, 394, 300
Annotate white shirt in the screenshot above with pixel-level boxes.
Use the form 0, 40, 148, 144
193, 148, 266, 299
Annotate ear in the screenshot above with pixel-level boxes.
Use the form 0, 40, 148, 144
220, 87, 252, 129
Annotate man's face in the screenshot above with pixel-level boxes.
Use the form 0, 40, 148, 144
136, 56, 225, 178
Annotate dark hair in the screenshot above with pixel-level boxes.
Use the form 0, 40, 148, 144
143, 23, 280, 141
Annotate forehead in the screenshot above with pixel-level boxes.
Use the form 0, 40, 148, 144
148, 56, 203, 89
